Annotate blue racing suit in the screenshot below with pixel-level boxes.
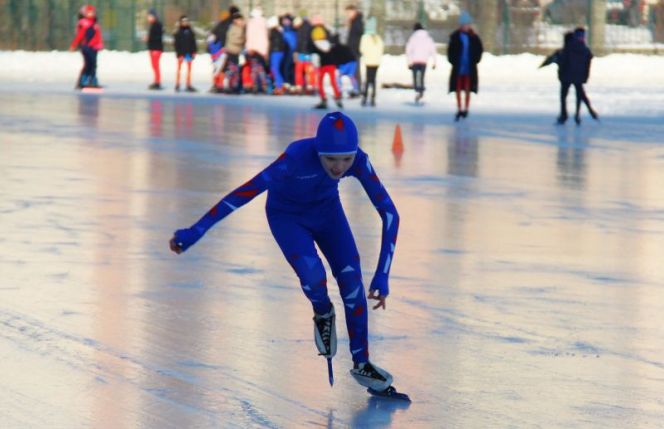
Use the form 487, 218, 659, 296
174, 138, 399, 364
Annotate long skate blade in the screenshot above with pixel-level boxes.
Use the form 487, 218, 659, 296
327, 358, 334, 386
367, 386, 411, 402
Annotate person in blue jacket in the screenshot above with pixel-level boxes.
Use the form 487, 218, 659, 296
169, 112, 400, 394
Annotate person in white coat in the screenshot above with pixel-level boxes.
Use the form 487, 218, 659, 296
405, 22, 437, 103
245, 7, 269, 93
359, 17, 384, 107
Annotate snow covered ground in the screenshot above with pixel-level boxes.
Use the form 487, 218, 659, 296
1, 51, 664, 428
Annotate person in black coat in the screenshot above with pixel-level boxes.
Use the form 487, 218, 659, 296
311, 23, 343, 109
344, 5, 364, 96
146, 8, 163, 90
174, 15, 198, 92
447, 11, 483, 121
557, 28, 598, 124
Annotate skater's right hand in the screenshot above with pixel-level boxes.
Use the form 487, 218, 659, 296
170, 227, 203, 254
169, 237, 183, 254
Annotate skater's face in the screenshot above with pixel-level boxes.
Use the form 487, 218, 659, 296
319, 154, 356, 179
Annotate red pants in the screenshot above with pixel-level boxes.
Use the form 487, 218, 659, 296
149, 50, 162, 84
318, 65, 340, 100
456, 75, 471, 110
295, 60, 315, 88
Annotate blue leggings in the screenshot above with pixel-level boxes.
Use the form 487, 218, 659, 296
270, 51, 285, 89
267, 201, 369, 364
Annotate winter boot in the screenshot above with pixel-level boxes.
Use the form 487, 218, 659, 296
415, 91, 423, 104
574, 113, 581, 125
556, 114, 567, 125
314, 99, 328, 109
186, 85, 197, 93
313, 304, 337, 358
148, 83, 162, 90
361, 96, 367, 106
455, 111, 463, 122
350, 361, 393, 391
370, 97, 376, 107
334, 97, 343, 109
461, 111, 468, 118
175, 84, 181, 92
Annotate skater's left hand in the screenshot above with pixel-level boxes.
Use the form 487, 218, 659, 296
368, 289, 387, 310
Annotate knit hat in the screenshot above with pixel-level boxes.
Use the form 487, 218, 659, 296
147, 8, 158, 18
267, 15, 279, 29
459, 11, 473, 26
315, 112, 359, 155
365, 17, 377, 35
311, 26, 327, 41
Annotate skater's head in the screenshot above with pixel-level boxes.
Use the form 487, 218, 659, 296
365, 17, 377, 35
573, 27, 586, 42
316, 112, 359, 179
250, 7, 263, 19
413, 22, 423, 32
229, 5, 240, 16
280, 14, 293, 28
232, 13, 245, 26
179, 15, 190, 28
81, 4, 96, 19
147, 8, 158, 23
458, 11, 473, 31
345, 4, 359, 21
267, 16, 279, 29
293, 16, 303, 28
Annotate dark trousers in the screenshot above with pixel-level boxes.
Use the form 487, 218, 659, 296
411, 63, 426, 94
81, 46, 98, 86
363, 66, 378, 100
560, 81, 592, 118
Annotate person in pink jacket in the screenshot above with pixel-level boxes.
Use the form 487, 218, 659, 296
405, 22, 437, 104
245, 7, 269, 93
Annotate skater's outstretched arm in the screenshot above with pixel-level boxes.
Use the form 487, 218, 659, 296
350, 150, 399, 309
170, 153, 289, 253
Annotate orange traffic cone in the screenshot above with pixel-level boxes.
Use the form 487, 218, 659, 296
392, 124, 404, 165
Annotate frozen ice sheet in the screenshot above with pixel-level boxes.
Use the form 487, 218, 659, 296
1, 91, 664, 428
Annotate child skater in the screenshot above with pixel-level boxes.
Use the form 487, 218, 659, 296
70, 4, 103, 89
169, 112, 409, 400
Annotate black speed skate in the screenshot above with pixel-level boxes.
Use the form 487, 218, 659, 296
351, 361, 411, 402
367, 385, 411, 402
313, 304, 337, 358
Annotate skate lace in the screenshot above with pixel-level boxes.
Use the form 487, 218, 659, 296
357, 363, 385, 381
317, 316, 332, 352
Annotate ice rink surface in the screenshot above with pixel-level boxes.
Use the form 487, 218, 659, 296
1, 88, 664, 428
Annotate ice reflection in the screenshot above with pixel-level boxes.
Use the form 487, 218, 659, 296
448, 125, 479, 178
1, 94, 664, 428
555, 127, 588, 190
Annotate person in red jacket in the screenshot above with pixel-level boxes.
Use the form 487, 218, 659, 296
69, 4, 104, 89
